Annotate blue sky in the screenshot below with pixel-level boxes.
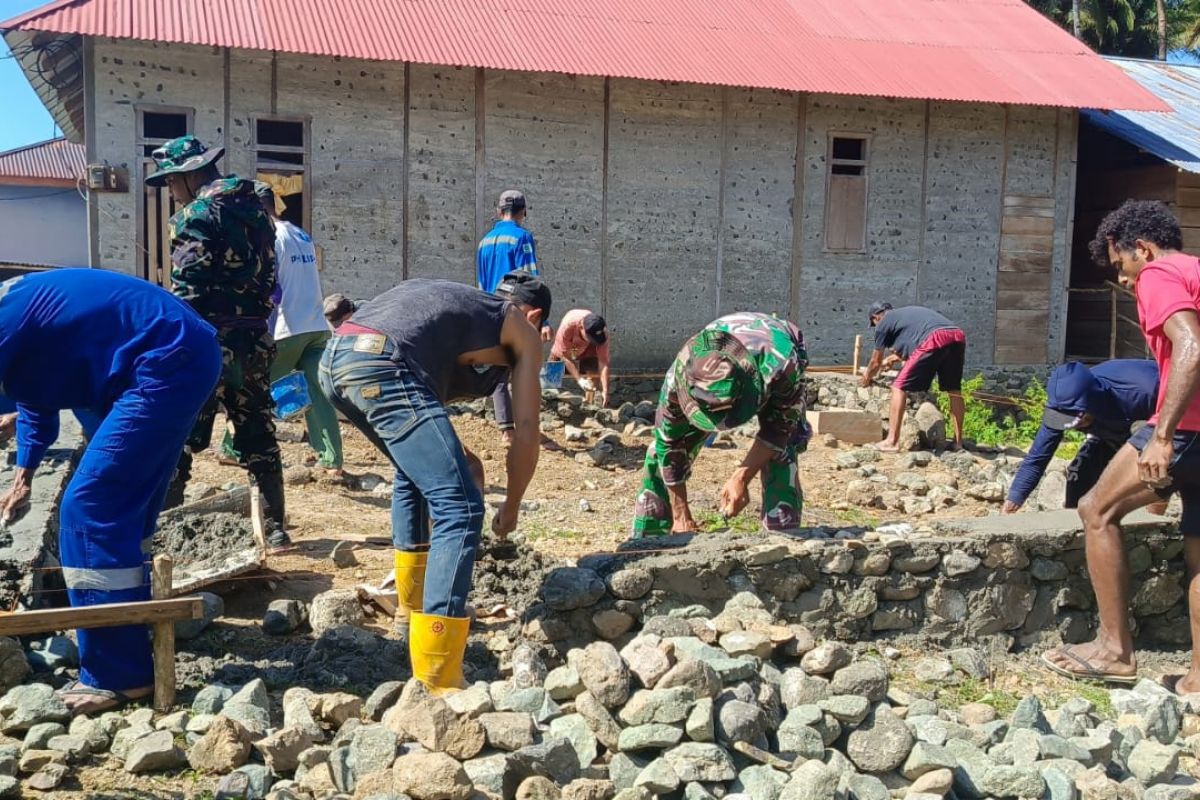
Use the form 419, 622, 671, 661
0, 0, 59, 153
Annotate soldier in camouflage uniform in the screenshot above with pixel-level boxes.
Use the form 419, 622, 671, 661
145, 136, 288, 545
632, 313, 811, 538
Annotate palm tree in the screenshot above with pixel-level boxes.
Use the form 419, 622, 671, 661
1158, 0, 1169, 57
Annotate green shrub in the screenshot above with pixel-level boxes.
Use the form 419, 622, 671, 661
934, 374, 1082, 458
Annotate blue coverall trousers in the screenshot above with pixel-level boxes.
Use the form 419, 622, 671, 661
62, 334, 222, 691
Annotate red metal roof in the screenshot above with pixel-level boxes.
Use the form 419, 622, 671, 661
0, 137, 84, 185
1, 0, 1168, 111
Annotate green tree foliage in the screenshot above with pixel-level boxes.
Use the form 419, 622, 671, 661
934, 374, 1083, 458
1027, 0, 1200, 57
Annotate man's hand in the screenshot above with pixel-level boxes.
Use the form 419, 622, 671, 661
540, 326, 554, 343
0, 414, 16, 447
858, 373, 872, 388
1001, 500, 1020, 515
0, 468, 33, 526
718, 470, 752, 519
1139, 435, 1175, 488
491, 501, 519, 540
883, 354, 902, 368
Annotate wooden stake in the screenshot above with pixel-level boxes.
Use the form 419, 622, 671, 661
852, 334, 863, 375
249, 485, 267, 556
151, 556, 176, 711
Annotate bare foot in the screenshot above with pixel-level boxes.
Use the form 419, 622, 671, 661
500, 430, 514, 446
867, 440, 900, 453
1171, 671, 1200, 694
1042, 640, 1136, 682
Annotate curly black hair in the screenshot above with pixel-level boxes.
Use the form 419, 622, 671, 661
1089, 199, 1183, 266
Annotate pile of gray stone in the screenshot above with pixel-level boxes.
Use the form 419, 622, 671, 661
836, 447, 1028, 516
0, 586, 1197, 800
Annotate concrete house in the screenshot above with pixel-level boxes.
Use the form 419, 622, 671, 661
0, 137, 86, 270
1, 0, 1162, 368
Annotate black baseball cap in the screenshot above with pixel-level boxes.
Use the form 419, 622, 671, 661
496, 271, 551, 322
868, 301, 892, 326
583, 313, 608, 345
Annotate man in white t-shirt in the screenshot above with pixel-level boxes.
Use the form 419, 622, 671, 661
223, 183, 343, 473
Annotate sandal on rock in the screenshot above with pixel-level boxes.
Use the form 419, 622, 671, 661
1040, 648, 1137, 685
56, 680, 145, 716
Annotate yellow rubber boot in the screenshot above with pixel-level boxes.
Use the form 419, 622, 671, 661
393, 551, 427, 633
409, 611, 469, 695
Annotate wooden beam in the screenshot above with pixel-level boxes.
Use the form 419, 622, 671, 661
1000, 216, 1055, 236
999, 252, 1053, 273
1004, 195, 1055, 208
0, 597, 203, 638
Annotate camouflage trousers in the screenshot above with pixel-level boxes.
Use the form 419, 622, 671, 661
631, 434, 804, 538
174, 327, 282, 486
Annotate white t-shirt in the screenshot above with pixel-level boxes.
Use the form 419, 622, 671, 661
271, 221, 328, 340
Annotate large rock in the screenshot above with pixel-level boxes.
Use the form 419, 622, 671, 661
733, 765, 790, 800
543, 568, 606, 611
608, 569, 653, 600
0, 684, 68, 733
480, 712, 537, 752
781, 669, 831, 708
549, 714, 598, 770
263, 599, 307, 635
657, 660, 720, 700
846, 708, 914, 773
716, 700, 765, 745
619, 688, 696, 726
800, 643, 851, 676
309, 589, 365, 637
1127, 739, 1179, 784
621, 638, 673, 690
0, 640, 28, 693
509, 736, 583, 787
664, 743, 736, 783
364, 681, 404, 721
575, 691, 622, 751
779, 760, 838, 800
618, 724, 684, 751
915, 402, 947, 449
187, 715, 252, 774
254, 726, 315, 774
576, 642, 630, 708
124, 730, 186, 773
175, 591, 223, 640
348, 724, 399, 781
392, 751, 472, 800
829, 660, 888, 702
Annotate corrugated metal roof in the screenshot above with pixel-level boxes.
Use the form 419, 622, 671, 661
1083, 58, 1200, 173
0, 137, 84, 184
0, 0, 1168, 111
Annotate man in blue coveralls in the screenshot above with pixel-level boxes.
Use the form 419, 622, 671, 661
477, 190, 552, 443
0, 269, 221, 714
1002, 360, 1161, 514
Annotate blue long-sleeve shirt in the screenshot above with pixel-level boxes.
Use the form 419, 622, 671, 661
1007, 360, 1159, 507
0, 269, 215, 469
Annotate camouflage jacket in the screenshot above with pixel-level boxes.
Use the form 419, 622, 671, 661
656, 312, 809, 484
169, 177, 276, 328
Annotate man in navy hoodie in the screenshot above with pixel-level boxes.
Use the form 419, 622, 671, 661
1003, 360, 1160, 513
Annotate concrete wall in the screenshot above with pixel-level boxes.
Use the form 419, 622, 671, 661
0, 184, 87, 267
86, 39, 1078, 370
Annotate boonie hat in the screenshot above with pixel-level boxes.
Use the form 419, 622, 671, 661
675, 329, 763, 433
144, 135, 225, 187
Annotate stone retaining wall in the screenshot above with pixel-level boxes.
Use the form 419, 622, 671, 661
519, 512, 1187, 656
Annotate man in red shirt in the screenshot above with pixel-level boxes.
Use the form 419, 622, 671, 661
550, 310, 611, 406
1044, 200, 1200, 690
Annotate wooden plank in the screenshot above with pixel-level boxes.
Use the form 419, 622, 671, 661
0, 598, 203, 637
151, 556, 175, 712
1001, 216, 1055, 236
1178, 208, 1200, 228
806, 408, 881, 445
999, 252, 1053, 273
1003, 205, 1056, 219
996, 289, 1050, 311
997, 271, 1051, 292
1004, 195, 1055, 208
1178, 186, 1200, 207
1178, 171, 1200, 190
1000, 233, 1053, 254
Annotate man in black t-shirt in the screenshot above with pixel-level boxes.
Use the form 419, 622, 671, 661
859, 302, 967, 452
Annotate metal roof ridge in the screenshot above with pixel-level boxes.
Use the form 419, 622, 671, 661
0, 0, 84, 31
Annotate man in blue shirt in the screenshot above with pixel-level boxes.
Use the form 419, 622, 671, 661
0, 269, 221, 715
477, 190, 550, 442
1003, 360, 1160, 514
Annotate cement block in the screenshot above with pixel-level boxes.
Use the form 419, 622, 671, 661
806, 408, 880, 445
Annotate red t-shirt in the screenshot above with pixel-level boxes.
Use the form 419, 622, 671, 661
1137, 252, 1200, 431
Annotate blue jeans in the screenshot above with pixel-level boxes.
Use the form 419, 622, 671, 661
318, 333, 483, 617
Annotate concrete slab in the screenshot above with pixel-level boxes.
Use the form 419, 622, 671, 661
932, 507, 1171, 538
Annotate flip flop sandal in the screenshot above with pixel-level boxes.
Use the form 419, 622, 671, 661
1040, 649, 1138, 685
56, 680, 139, 716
